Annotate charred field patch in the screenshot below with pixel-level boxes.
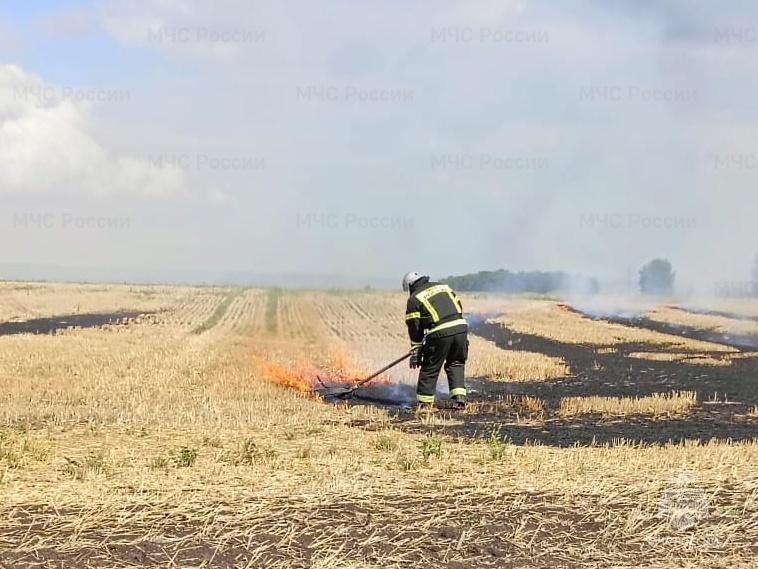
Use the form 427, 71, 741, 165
0, 311, 154, 337
380, 314, 758, 447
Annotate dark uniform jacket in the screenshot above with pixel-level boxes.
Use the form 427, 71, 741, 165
405, 277, 468, 345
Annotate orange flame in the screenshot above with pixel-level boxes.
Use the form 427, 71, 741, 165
253, 347, 378, 394
253, 357, 317, 392
328, 345, 370, 380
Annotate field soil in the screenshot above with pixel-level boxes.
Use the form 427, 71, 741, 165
0, 284, 756, 568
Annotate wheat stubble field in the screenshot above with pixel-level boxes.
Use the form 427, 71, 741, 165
0, 283, 756, 568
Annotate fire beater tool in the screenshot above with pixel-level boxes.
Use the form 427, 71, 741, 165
314, 350, 414, 399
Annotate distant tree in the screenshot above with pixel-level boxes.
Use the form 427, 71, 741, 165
639, 258, 675, 296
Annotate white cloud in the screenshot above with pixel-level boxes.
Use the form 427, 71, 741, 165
0, 64, 186, 198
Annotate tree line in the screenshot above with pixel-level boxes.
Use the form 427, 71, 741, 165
442, 256, 758, 297
442, 269, 599, 295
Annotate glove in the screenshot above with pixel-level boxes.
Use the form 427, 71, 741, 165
409, 344, 422, 369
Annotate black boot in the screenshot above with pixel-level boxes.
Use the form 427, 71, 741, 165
451, 395, 466, 410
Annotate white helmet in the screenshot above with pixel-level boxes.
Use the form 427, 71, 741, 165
402, 271, 424, 292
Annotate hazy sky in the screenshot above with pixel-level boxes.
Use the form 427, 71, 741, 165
0, 1, 756, 289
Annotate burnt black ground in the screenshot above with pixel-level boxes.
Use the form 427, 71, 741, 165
677, 305, 758, 323
565, 304, 758, 351
0, 311, 152, 336
371, 311, 758, 447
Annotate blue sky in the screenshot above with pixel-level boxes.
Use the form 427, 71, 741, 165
0, 1, 756, 289
5, 2, 164, 86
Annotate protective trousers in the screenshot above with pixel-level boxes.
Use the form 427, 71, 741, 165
416, 332, 468, 404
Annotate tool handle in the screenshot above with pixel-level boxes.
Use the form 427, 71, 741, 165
354, 350, 413, 387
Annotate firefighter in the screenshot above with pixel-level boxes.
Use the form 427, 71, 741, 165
402, 271, 468, 409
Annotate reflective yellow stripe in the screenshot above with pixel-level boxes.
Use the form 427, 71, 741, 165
451, 292, 463, 313
450, 388, 467, 397
416, 284, 449, 299
446, 291, 461, 313
427, 318, 468, 335
416, 394, 435, 403
414, 284, 450, 323
422, 300, 439, 322
405, 312, 421, 321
